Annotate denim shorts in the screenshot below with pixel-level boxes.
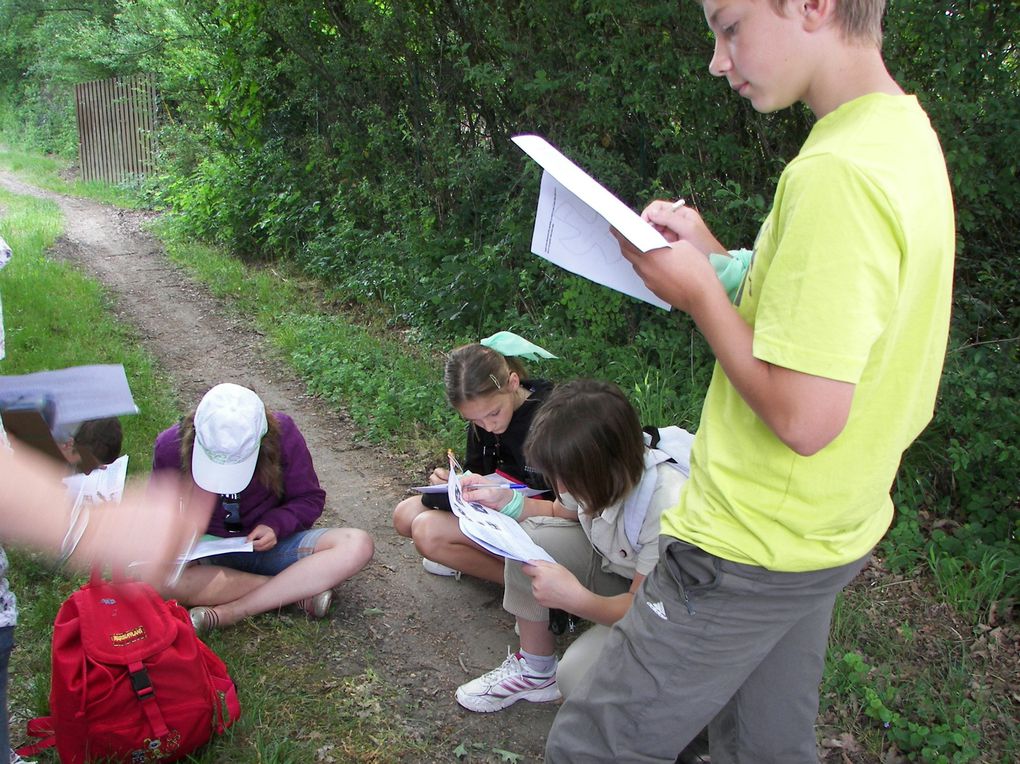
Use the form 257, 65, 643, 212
198, 528, 327, 577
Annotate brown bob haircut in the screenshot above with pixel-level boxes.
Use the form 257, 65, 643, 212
525, 379, 645, 514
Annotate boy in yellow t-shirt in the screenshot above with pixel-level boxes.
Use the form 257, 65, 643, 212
545, 0, 954, 761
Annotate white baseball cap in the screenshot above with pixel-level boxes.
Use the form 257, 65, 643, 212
191, 383, 268, 494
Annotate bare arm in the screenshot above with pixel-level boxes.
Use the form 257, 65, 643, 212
0, 442, 213, 582
524, 562, 645, 626
617, 204, 854, 455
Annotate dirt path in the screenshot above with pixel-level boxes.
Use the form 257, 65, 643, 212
0, 172, 556, 761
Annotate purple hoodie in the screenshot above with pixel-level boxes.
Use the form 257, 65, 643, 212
152, 412, 325, 540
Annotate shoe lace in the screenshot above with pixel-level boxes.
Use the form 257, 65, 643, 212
479, 649, 524, 684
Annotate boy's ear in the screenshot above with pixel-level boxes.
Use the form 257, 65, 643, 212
799, 0, 836, 32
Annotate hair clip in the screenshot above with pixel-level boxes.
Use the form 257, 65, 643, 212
489, 374, 502, 389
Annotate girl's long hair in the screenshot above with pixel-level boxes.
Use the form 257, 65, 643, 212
178, 407, 284, 497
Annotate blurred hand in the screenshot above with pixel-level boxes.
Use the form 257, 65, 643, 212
76, 472, 215, 586
428, 467, 450, 485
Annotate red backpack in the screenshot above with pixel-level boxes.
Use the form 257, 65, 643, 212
18, 574, 241, 763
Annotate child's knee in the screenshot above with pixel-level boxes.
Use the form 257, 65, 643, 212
408, 511, 452, 557
392, 496, 424, 536
347, 527, 375, 565
321, 527, 374, 564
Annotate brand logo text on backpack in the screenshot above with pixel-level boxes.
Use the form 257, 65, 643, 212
110, 626, 146, 645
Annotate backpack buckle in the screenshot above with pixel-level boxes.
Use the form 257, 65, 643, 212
129, 666, 155, 700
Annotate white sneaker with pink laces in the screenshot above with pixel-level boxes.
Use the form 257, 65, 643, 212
456, 649, 560, 712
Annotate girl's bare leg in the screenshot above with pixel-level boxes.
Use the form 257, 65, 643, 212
410, 510, 504, 584
179, 527, 374, 627
393, 495, 428, 537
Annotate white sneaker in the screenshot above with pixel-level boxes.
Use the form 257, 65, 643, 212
422, 557, 461, 579
456, 649, 560, 713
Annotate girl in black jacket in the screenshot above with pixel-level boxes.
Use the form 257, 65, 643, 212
392, 337, 556, 584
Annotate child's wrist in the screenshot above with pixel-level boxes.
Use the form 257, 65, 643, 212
499, 490, 524, 520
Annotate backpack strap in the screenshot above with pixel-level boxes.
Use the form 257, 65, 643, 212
622, 448, 678, 552
129, 660, 170, 739
641, 426, 694, 477
16, 717, 56, 757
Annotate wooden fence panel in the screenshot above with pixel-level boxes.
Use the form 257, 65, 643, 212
74, 74, 158, 184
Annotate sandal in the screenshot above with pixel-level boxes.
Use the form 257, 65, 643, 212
296, 590, 333, 619
188, 606, 220, 636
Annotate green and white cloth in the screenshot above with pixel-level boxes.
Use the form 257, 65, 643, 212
480, 331, 557, 361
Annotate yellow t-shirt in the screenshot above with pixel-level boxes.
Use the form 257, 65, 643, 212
660, 94, 955, 571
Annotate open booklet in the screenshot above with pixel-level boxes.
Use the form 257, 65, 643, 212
62, 454, 130, 505
512, 134, 671, 310
446, 453, 554, 565
178, 535, 254, 564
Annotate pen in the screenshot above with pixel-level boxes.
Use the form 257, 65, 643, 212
671, 198, 686, 211
468, 481, 529, 490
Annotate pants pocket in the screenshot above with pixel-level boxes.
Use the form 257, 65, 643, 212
660, 539, 720, 615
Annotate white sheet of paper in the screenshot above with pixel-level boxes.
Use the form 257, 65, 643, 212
512, 134, 671, 310
63, 454, 129, 503
446, 467, 555, 565
180, 535, 253, 563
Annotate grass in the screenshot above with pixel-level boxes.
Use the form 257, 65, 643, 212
2, 148, 1017, 763
0, 183, 441, 762
154, 217, 467, 467
927, 548, 1015, 627
0, 147, 142, 208
822, 563, 1014, 763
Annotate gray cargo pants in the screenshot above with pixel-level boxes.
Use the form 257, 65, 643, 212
545, 537, 869, 763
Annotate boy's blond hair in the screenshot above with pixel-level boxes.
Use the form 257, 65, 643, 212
767, 0, 887, 47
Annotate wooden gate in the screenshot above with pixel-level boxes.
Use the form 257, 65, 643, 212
74, 74, 158, 184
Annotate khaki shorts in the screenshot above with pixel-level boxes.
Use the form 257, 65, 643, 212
503, 517, 630, 623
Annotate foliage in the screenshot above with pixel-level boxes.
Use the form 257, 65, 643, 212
828, 651, 983, 763
0, 0, 1016, 609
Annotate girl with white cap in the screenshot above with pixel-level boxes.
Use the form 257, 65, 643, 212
151, 383, 374, 634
